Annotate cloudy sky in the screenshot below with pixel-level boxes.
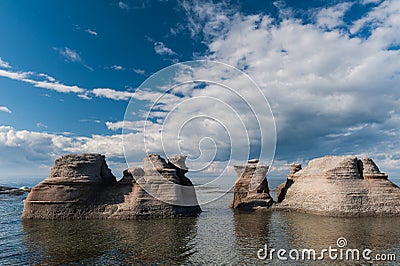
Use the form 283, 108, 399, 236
0, 0, 399, 182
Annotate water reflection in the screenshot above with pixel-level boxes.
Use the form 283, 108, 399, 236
22, 218, 198, 265
277, 211, 400, 252
19, 202, 400, 265
232, 210, 400, 265
233, 210, 271, 248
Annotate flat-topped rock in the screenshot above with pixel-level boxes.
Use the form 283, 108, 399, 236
275, 155, 400, 216
229, 161, 274, 210
48, 153, 116, 184
22, 153, 201, 219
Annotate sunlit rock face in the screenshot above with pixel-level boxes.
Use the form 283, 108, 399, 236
275, 156, 400, 217
22, 153, 201, 220
229, 160, 274, 210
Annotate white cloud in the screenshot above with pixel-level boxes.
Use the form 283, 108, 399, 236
0, 125, 148, 178
316, 3, 353, 29
36, 122, 48, 129
106, 120, 146, 131
26, 79, 85, 93
109, 65, 125, 71
55, 47, 82, 62
0, 106, 11, 114
0, 59, 137, 99
85, 29, 98, 36
154, 42, 176, 56
92, 88, 134, 101
178, 0, 233, 39
0, 68, 85, 94
77, 93, 92, 100
2, 0, 400, 179
0, 69, 31, 80
361, 0, 383, 4
0, 57, 11, 68
155, 0, 400, 176
80, 119, 101, 124
118, 1, 130, 10
0, 64, 139, 100
133, 68, 145, 75
38, 73, 56, 82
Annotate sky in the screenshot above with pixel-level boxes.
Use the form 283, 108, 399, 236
0, 0, 399, 182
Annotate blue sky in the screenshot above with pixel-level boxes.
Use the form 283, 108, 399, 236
0, 0, 399, 182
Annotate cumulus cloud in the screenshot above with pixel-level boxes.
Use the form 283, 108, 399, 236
2, 0, 400, 179
151, 0, 400, 176
0, 125, 148, 178
154, 42, 176, 56
0, 106, 11, 114
91, 88, 135, 101
316, 2, 354, 29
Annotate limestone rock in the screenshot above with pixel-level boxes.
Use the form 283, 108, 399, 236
22, 153, 201, 220
168, 155, 189, 171
276, 163, 301, 202
48, 153, 116, 184
275, 155, 400, 216
168, 155, 193, 186
361, 158, 388, 179
229, 160, 274, 210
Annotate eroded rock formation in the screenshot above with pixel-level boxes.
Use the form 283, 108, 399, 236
229, 160, 274, 210
275, 156, 400, 216
22, 153, 201, 219
276, 163, 301, 202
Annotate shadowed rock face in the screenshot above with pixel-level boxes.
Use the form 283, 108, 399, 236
276, 163, 301, 203
275, 156, 400, 216
229, 160, 274, 210
22, 154, 201, 220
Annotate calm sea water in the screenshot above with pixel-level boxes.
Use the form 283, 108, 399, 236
1, 177, 399, 265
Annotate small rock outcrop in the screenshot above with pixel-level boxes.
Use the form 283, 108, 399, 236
22, 153, 201, 219
275, 156, 400, 216
0, 186, 30, 195
229, 160, 274, 210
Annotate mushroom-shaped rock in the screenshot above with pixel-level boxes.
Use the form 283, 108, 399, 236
229, 160, 274, 210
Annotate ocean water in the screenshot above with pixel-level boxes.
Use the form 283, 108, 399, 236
0, 178, 399, 265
